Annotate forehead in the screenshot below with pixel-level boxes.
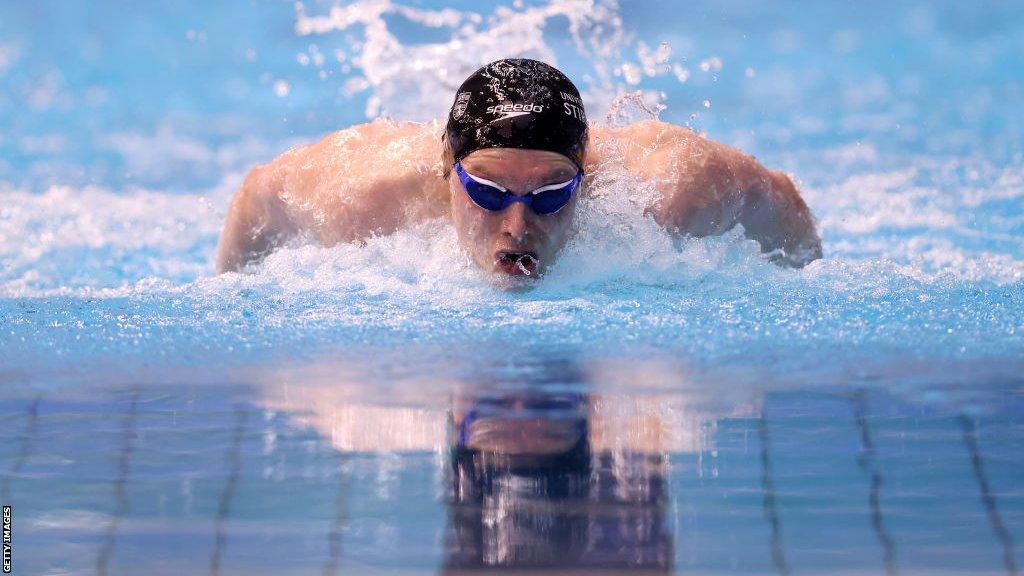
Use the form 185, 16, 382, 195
461, 148, 577, 181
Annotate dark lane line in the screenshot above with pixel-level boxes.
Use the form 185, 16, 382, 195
1, 396, 41, 505
759, 412, 791, 576
322, 453, 350, 576
96, 390, 140, 576
209, 406, 248, 576
851, 390, 898, 576
959, 414, 1019, 576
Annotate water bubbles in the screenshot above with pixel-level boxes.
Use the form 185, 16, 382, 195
273, 80, 291, 97
620, 63, 643, 86
605, 91, 665, 126
699, 56, 723, 72
672, 64, 690, 83
344, 77, 370, 96
703, 99, 711, 109
635, 41, 673, 77
305, 44, 321, 66
655, 41, 672, 63
297, 45, 325, 68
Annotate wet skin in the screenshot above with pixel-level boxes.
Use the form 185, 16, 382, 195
450, 149, 579, 277
216, 119, 822, 276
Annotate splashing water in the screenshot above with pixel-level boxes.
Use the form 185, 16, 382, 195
292, 0, 689, 119
0, 0, 1021, 390
2, 4, 1024, 575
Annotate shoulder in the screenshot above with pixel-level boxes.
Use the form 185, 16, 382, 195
266, 119, 449, 243
587, 120, 760, 181
258, 119, 446, 207
589, 120, 702, 152
272, 119, 444, 177
585, 120, 709, 174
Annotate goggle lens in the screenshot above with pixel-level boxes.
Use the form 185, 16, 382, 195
455, 161, 581, 215
530, 183, 575, 214
463, 178, 508, 211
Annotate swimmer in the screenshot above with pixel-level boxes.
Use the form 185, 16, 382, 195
217, 58, 822, 276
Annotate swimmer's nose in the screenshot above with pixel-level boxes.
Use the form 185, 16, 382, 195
501, 201, 531, 242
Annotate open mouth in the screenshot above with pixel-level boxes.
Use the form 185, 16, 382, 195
495, 250, 539, 276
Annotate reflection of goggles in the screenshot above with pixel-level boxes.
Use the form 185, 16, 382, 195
451, 392, 592, 501
454, 161, 583, 215
457, 393, 586, 447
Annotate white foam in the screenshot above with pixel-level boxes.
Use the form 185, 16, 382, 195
4, 141, 1021, 303
0, 185, 225, 296
814, 168, 958, 234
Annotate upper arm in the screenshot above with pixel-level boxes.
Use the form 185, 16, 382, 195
592, 120, 821, 266
277, 121, 450, 244
216, 120, 449, 272
592, 121, 753, 235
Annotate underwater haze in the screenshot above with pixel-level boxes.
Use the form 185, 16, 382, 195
1, 0, 1022, 574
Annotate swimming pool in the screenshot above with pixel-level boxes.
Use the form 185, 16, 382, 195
1, 0, 1022, 574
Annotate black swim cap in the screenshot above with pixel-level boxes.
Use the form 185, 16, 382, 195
445, 59, 589, 169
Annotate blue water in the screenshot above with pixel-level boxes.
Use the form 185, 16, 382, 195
1, 0, 1022, 574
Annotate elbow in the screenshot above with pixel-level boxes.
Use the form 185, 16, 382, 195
742, 171, 823, 268
215, 165, 290, 273
215, 242, 244, 274
773, 234, 822, 268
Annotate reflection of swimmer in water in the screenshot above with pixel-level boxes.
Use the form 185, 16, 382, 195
445, 391, 673, 573
218, 59, 822, 276
254, 357, 736, 572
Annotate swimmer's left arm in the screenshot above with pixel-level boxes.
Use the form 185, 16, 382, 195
735, 165, 823, 267
599, 121, 822, 267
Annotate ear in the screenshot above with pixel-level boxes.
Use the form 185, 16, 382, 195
440, 132, 454, 180
448, 176, 463, 218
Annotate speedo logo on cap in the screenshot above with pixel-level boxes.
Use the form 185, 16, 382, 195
486, 103, 545, 122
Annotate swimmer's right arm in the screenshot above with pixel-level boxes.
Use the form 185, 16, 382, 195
216, 121, 449, 273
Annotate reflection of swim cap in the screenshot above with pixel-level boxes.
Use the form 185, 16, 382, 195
445, 59, 589, 169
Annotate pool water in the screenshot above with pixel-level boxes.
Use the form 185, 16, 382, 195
1, 0, 1022, 574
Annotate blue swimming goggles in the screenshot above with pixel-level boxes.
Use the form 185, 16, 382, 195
454, 161, 584, 215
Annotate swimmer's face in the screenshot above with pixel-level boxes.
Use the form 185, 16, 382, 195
450, 148, 580, 279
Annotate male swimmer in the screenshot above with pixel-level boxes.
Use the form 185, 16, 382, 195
217, 59, 822, 276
